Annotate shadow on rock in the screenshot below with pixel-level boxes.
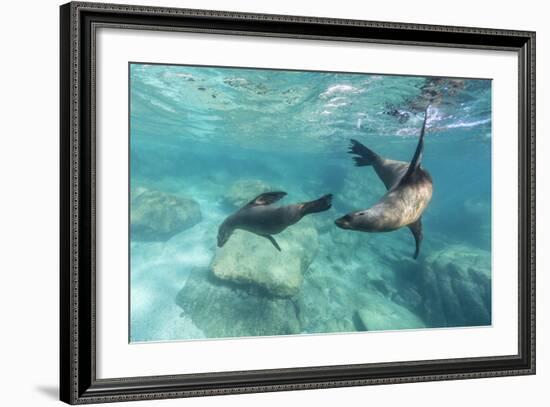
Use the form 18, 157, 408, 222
176, 268, 301, 338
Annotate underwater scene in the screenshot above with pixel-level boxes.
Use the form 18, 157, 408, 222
129, 63, 492, 342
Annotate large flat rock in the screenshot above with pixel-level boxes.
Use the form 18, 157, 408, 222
211, 217, 318, 297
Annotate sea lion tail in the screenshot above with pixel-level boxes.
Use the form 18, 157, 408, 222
348, 139, 379, 166
301, 194, 333, 215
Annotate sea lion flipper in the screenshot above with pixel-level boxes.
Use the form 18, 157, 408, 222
399, 107, 429, 186
300, 194, 333, 216
247, 191, 287, 207
262, 235, 282, 251
349, 139, 408, 190
408, 218, 423, 259
348, 139, 380, 166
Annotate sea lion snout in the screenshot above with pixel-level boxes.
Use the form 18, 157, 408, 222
217, 232, 227, 248
335, 214, 352, 229
217, 224, 232, 248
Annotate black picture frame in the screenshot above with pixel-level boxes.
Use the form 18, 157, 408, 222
60, 1, 536, 404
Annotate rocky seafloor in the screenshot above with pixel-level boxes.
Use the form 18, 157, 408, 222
129, 176, 491, 342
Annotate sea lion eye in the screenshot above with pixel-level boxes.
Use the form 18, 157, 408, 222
358, 212, 365, 216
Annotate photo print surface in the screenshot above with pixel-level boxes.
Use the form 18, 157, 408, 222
129, 63, 492, 342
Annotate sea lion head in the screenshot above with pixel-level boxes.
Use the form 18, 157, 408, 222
335, 210, 380, 232
217, 221, 234, 248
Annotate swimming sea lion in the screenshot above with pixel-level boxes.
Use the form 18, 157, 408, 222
335, 109, 433, 259
217, 192, 333, 251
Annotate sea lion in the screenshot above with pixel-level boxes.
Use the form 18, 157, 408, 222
217, 192, 333, 251
335, 109, 433, 259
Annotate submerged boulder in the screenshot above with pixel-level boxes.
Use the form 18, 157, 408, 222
355, 293, 426, 331
296, 265, 359, 334
223, 179, 273, 208
131, 188, 201, 241
419, 245, 491, 327
211, 217, 319, 297
176, 268, 300, 338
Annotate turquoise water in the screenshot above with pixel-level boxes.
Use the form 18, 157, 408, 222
129, 63, 492, 342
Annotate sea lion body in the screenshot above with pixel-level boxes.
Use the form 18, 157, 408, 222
218, 192, 332, 250
337, 168, 432, 232
335, 109, 433, 258
223, 204, 303, 236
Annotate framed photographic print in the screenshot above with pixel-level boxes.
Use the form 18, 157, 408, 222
60, 1, 536, 404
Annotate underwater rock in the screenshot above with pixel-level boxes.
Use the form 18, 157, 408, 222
131, 188, 202, 241
296, 265, 358, 333
176, 268, 301, 338
223, 179, 273, 208
356, 294, 426, 331
297, 257, 425, 333
211, 217, 319, 297
419, 245, 491, 327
